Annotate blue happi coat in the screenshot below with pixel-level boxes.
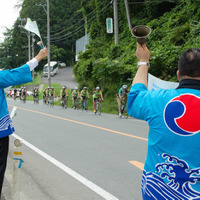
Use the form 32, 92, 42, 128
0, 64, 32, 139
127, 83, 200, 200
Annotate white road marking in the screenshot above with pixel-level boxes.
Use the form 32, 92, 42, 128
12, 133, 119, 200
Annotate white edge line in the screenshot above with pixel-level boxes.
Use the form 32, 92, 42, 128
12, 133, 119, 200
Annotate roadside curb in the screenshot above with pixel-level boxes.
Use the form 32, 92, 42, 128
2, 178, 11, 200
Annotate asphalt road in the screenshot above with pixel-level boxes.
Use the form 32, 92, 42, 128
41, 67, 78, 89
5, 98, 149, 200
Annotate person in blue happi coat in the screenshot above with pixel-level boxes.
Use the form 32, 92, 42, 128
127, 43, 200, 199
0, 47, 47, 196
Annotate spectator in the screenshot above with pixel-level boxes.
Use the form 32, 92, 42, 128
0, 47, 47, 196
127, 43, 200, 199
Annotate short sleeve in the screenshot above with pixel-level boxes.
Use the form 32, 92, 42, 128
127, 83, 152, 121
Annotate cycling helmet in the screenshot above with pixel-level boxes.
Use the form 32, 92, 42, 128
83, 87, 87, 90
122, 85, 127, 89
75, 87, 78, 90
62, 86, 66, 89
96, 86, 100, 90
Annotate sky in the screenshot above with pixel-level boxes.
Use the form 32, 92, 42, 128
0, 0, 21, 42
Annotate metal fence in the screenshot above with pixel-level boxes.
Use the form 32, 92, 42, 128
75, 34, 90, 61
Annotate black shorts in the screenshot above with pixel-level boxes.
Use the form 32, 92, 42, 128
94, 98, 100, 102
82, 96, 86, 100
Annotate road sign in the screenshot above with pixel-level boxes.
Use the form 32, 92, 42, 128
106, 18, 113, 34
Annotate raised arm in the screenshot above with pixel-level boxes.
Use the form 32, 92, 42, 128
132, 43, 150, 88
0, 48, 47, 89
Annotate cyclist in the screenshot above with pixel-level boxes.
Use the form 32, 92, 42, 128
60, 86, 68, 106
80, 87, 90, 110
43, 88, 47, 104
49, 87, 55, 105
72, 87, 79, 108
13, 88, 17, 100
22, 87, 27, 102
35, 87, 40, 102
19, 86, 23, 100
32, 87, 35, 102
93, 86, 103, 113
117, 85, 129, 117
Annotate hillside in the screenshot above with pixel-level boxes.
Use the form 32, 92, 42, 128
74, 0, 200, 95
0, 0, 199, 97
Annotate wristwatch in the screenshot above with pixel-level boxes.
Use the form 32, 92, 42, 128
137, 62, 150, 68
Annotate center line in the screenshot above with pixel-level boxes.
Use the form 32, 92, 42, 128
9, 104, 148, 142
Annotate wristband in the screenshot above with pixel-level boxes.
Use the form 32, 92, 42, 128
137, 62, 150, 68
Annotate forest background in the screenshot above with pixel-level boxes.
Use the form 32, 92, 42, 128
1, 0, 200, 97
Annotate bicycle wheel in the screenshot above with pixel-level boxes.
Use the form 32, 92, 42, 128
85, 101, 88, 111
123, 105, 128, 119
95, 103, 98, 115
81, 102, 84, 111
76, 101, 80, 110
97, 103, 101, 115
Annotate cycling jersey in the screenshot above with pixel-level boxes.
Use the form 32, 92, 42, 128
81, 90, 88, 97
118, 88, 128, 98
93, 91, 102, 99
35, 90, 39, 96
49, 90, 54, 96
60, 90, 66, 97
127, 81, 200, 199
72, 90, 79, 97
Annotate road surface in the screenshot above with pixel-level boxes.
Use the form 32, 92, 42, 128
41, 67, 78, 89
4, 98, 149, 200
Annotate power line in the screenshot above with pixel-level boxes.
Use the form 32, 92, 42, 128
50, 2, 111, 42
116, 0, 179, 4
50, 0, 108, 37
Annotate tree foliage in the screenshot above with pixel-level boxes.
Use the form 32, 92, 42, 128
0, 0, 83, 70
1, 0, 200, 97
74, 0, 200, 95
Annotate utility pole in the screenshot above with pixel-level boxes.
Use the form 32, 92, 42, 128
85, 17, 87, 36
32, 33, 35, 80
28, 32, 31, 61
113, 0, 119, 44
124, 0, 132, 31
47, 0, 51, 87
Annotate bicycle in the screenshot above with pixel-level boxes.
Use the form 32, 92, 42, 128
74, 97, 80, 110
61, 96, 68, 109
49, 96, 54, 107
120, 97, 128, 119
81, 97, 88, 111
22, 95, 26, 103
95, 98, 101, 115
14, 93, 17, 100
34, 95, 39, 104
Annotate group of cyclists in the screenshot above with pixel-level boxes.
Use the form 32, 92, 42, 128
13, 86, 27, 102
58, 86, 104, 114
43, 87, 55, 105
12, 84, 129, 117
33, 87, 40, 103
